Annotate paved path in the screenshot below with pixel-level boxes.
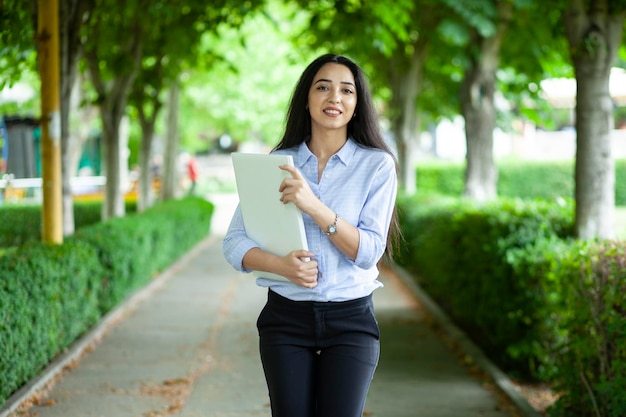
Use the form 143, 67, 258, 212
6, 192, 523, 417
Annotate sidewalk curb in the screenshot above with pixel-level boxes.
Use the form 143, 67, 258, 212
0, 236, 214, 417
387, 262, 544, 417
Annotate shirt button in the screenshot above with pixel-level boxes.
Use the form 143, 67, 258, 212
315, 247, 320, 252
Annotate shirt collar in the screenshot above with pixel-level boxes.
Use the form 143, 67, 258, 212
296, 138, 357, 168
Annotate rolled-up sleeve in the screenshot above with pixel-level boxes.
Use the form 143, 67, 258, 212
353, 155, 397, 269
222, 204, 259, 273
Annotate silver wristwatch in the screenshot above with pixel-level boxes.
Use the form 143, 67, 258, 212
325, 214, 339, 236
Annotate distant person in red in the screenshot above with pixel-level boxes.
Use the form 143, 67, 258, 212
187, 156, 199, 196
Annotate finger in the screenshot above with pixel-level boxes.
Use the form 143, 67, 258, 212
294, 250, 315, 259
279, 164, 303, 180
278, 177, 295, 193
299, 275, 318, 288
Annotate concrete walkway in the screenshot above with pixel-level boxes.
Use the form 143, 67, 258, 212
3, 193, 532, 417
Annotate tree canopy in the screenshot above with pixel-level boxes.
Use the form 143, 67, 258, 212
2, 0, 626, 238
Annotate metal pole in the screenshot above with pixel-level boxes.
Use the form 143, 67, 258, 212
38, 0, 63, 243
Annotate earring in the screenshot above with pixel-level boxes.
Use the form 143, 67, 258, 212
352, 112, 356, 119
306, 105, 309, 111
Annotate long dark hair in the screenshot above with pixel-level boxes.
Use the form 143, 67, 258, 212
273, 53, 403, 258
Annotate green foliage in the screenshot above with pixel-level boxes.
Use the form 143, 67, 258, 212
396, 194, 575, 378
0, 201, 137, 248
617, 158, 626, 206
0, 204, 41, 247
415, 161, 466, 196
497, 159, 575, 200
510, 239, 626, 417
441, 0, 497, 38
0, 197, 213, 405
182, 0, 317, 148
398, 193, 626, 416
0, 0, 37, 89
543, 241, 626, 417
127, 0, 267, 152
71, 197, 212, 313
296, 0, 411, 54
0, 240, 102, 403
415, 159, 626, 205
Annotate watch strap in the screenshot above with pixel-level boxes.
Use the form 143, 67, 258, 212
325, 213, 339, 236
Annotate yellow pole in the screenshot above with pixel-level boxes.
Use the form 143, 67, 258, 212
38, 0, 63, 243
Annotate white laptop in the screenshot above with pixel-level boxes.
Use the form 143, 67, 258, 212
231, 152, 309, 281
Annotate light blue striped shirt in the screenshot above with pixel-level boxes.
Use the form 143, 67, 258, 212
222, 139, 397, 302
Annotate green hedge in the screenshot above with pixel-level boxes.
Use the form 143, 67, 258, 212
397, 194, 626, 416
0, 201, 137, 248
73, 198, 213, 313
0, 197, 213, 405
415, 158, 626, 204
0, 241, 102, 401
396, 195, 575, 378
509, 239, 626, 417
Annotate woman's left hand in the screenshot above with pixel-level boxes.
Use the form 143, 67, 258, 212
278, 165, 319, 215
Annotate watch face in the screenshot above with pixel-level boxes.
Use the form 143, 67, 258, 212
328, 224, 337, 235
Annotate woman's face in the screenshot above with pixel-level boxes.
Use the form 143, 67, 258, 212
307, 63, 357, 134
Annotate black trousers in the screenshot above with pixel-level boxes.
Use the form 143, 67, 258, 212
256, 289, 380, 417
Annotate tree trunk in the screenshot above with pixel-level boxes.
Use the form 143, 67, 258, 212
84, 20, 142, 220
69, 74, 99, 176
137, 108, 157, 212
59, 0, 91, 235
100, 108, 124, 219
565, 0, 625, 239
461, 60, 498, 201
460, 1, 512, 202
160, 82, 180, 201
388, 40, 427, 194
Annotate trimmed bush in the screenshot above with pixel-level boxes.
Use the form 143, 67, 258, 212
0, 241, 102, 402
398, 194, 626, 416
0, 201, 137, 248
414, 158, 626, 205
72, 197, 213, 313
0, 204, 41, 247
396, 195, 575, 378
509, 239, 626, 417
0, 197, 213, 405
497, 160, 574, 201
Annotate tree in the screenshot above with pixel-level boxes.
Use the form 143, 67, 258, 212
128, 0, 264, 210
83, 0, 146, 219
437, 0, 515, 201
564, 0, 626, 239
1, 0, 94, 236
180, 0, 322, 151
127, 0, 209, 210
59, 0, 93, 234
382, 1, 446, 193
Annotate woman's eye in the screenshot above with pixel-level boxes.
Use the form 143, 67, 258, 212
343, 88, 354, 94
317, 85, 329, 91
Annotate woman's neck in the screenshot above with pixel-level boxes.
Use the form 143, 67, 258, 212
308, 127, 348, 162
308, 129, 348, 182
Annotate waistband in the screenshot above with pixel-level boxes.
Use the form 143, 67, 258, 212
267, 289, 372, 313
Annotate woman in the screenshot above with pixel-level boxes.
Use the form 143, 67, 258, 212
222, 53, 400, 417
